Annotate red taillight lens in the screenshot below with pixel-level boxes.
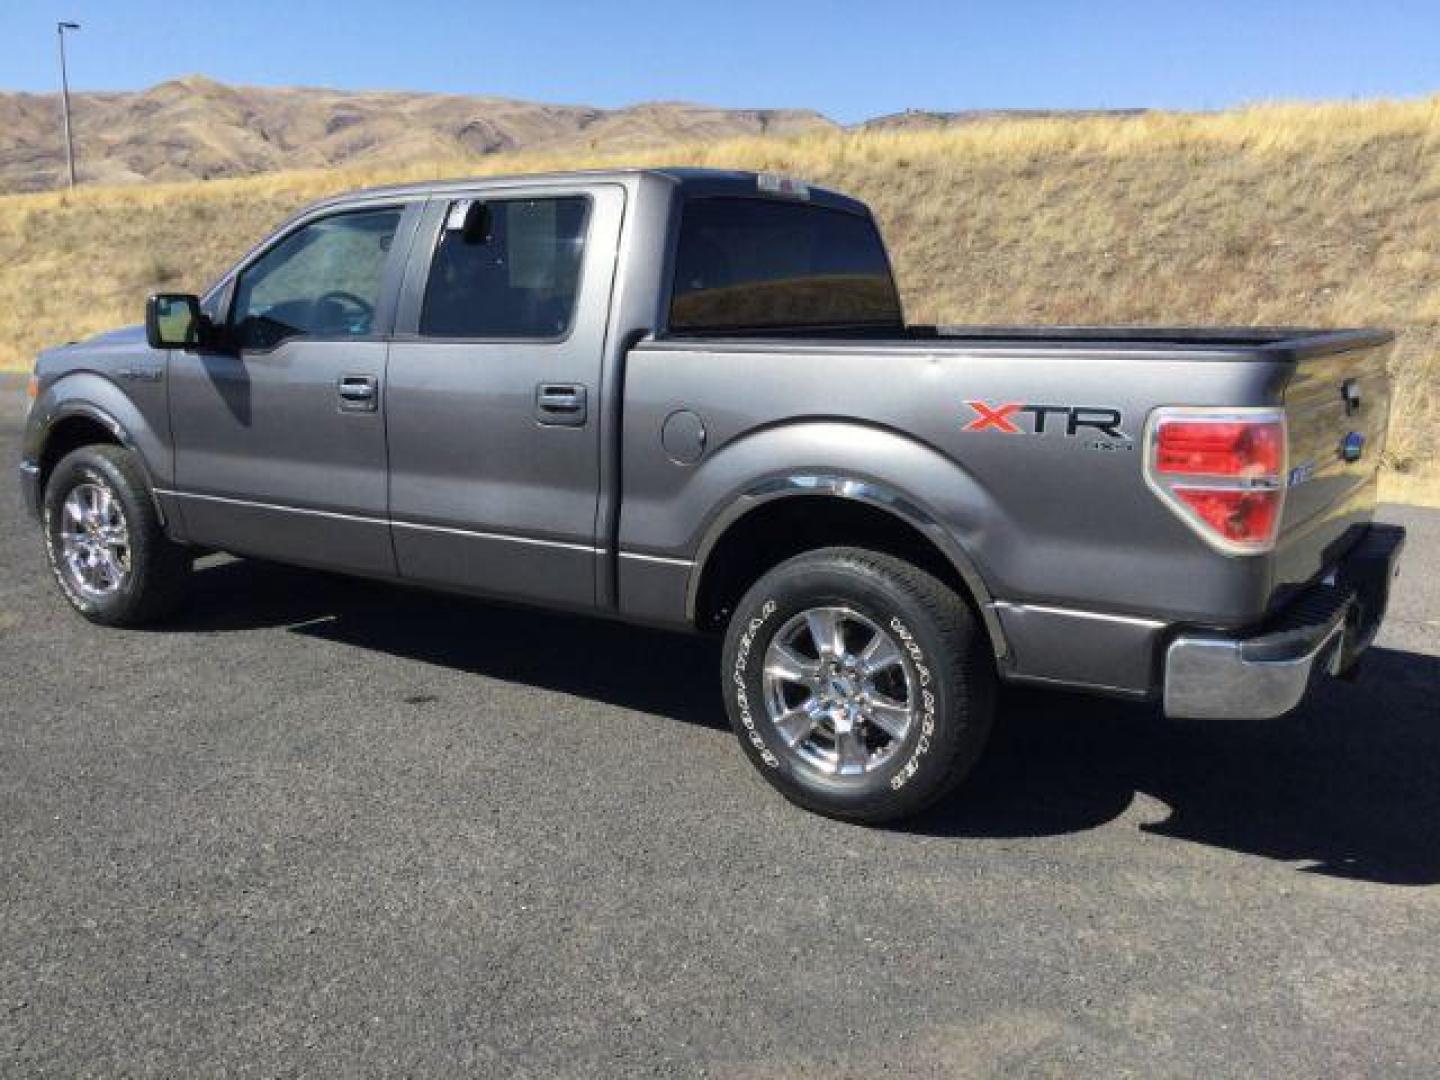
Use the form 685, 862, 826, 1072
1172, 487, 1281, 545
1154, 419, 1284, 477
1145, 409, 1287, 554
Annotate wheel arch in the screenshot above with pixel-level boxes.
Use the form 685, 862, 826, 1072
35, 396, 167, 526
686, 475, 1007, 659
38, 408, 128, 487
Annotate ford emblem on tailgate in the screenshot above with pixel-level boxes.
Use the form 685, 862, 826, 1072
1341, 431, 1366, 463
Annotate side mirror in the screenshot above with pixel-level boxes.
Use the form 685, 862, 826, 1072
145, 293, 205, 350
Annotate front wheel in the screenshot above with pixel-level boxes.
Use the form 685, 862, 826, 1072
721, 547, 995, 824
42, 445, 191, 626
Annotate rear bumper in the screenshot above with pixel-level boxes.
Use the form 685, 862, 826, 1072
17, 460, 41, 521
1163, 523, 1406, 719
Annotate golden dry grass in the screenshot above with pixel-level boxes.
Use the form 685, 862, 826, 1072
2, 96, 1437, 490
1379, 470, 1440, 508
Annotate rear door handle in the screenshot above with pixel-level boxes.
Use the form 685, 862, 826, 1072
535, 383, 587, 427
338, 374, 378, 412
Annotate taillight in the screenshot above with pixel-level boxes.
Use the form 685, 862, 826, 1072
1144, 409, 1287, 554
1154, 420, 1283, 477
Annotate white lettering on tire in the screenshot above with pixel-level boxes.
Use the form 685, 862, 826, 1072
888, 615, 938, 790
732, 599, 780, 768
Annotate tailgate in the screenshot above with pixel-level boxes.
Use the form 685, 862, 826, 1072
1272, 334, 1394, 599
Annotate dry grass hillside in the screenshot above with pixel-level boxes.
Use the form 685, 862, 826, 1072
0, 76, 832, 193
1, 96, 1437, 496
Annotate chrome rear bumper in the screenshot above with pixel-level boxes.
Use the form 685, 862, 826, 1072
1164, 523, 1406, 719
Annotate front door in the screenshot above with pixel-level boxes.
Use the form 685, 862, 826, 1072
385, 184, 625, 607
169, 203, 417, 575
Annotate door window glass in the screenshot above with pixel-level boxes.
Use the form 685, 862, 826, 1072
232, 208, 402, 349
420, 197, 589, 339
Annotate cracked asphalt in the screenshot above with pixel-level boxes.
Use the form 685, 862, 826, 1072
2, 384, 1438, 1077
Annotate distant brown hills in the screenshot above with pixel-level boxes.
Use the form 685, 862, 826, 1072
0, 75, 837, 193
862, 107, 1147, 131
0, 76, 1154, 195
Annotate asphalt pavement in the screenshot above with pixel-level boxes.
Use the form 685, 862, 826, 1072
2, 384, 1438, 1077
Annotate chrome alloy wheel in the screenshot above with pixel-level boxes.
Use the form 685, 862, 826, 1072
58, 481, 131, 598
762, 606, 918, 777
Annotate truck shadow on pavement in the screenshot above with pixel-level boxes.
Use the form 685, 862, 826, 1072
915, 646, 1440, 886
179, 557, 1440, 887
175, 556, 730, 730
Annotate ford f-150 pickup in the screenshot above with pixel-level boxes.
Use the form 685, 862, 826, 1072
18, 168, 1406, 822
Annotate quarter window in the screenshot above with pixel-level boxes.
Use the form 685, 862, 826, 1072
231, 208, 403, 349
420, 197, 589, 339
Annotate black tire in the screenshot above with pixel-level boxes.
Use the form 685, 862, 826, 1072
721, 547, 995, 824
42, 444, 191, 626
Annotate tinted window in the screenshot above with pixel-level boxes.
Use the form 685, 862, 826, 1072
420, 197, 589, 339
232, 208, 402, 349
669, 198, 902, 333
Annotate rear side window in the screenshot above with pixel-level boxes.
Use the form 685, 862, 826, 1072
420, 197, 589, 339
669, 198, 902, 334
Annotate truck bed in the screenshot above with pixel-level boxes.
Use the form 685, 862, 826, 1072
927, 325, 1392, 355
665, 323, 1392, 358
628, 323, 1394, 635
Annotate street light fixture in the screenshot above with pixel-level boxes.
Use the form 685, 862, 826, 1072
57, 21, 81, 189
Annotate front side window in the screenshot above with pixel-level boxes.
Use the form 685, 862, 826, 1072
669, 198, 902, 334
231, 208, 403, 349
420, 197, 589, 339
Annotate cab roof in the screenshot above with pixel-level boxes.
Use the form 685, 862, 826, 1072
303, 167, 870, 217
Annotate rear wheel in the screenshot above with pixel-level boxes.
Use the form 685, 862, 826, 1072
721, 547, 995, 824
42, 445, 191, 626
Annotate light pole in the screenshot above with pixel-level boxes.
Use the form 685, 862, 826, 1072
57, 21, 81, 189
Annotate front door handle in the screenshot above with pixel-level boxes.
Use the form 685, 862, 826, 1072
535, 383, 587, 427
338, 374, 378, 412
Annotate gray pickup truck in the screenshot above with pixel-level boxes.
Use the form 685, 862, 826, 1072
19, 168, 1406, 822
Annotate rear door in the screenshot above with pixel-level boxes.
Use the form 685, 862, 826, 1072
169, 201, 420, 574
385, 183, 625, 607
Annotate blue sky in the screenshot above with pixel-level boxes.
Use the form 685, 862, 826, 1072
4, 0, 1438, 123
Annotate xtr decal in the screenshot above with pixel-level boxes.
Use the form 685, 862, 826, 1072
964, 401, 1023, 433
964, 400, 1130, 442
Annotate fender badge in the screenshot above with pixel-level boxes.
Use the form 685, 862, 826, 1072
962, 400, 1128, 440
116, 366, 163, 382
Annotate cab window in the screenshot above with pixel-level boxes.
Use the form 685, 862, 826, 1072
231, 208, 403, 350
420, 197, 589, 339
668, 197, 902, 334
